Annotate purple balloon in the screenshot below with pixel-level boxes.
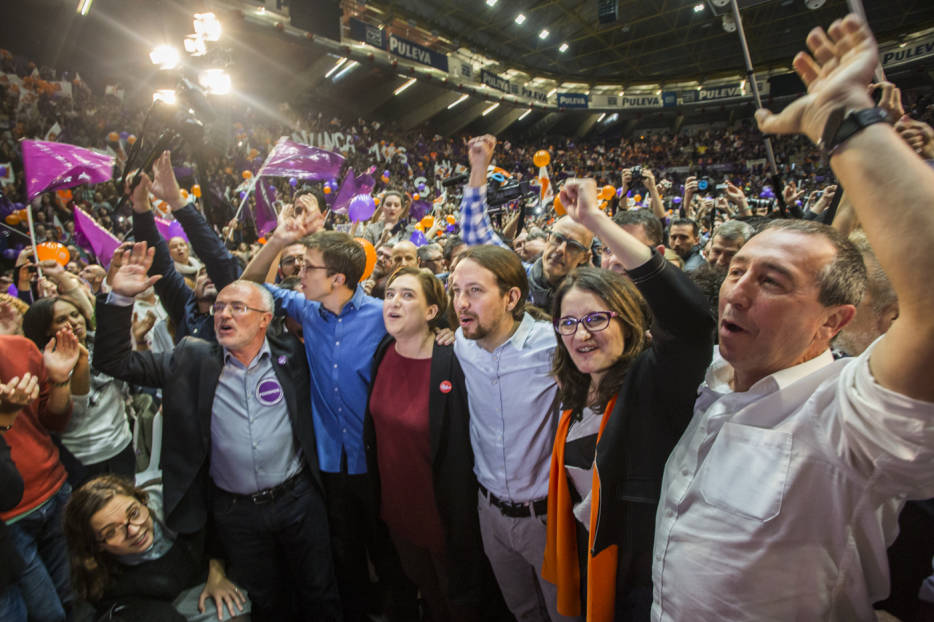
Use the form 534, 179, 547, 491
382, 170, 390, 178
417, 182, 426, 193
119, 131, 129, 140
347, 194, 376, 222
672, 197, 682, 204
2, 249, 17, 260
289, 177, 298, 187
239, 191, 247, 200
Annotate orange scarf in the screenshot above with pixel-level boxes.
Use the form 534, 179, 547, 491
542, 395, 619, 622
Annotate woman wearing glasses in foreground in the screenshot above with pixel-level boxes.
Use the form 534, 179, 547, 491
542, 179, 714, 621
64, 475, 250, 622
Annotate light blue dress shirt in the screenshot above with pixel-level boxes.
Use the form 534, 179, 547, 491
210, 339, 303, 494
454, 313, 559, 503
266, 284, 386, 475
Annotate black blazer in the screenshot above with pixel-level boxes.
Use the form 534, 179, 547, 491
0, 435, 25, 589
589, 252, 714, 587
92, 296, 321, 536
363, 339, 488, 606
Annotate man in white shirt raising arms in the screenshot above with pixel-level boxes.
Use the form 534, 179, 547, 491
651, 14, 934, 622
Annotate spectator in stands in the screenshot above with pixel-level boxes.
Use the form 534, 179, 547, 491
23, 296, 134, 487
705, 219, 754, 271
652, 15, 934, 620
363, 191, 415, 248
513, 228, 548, 264
416, 243, 445, 275
390, 240, 418, 271
64, 474, 249, 622
601, 210, 666, 275
666, 218, 705, 271
78, 265, 106, 295
168, 237, 201, 289
0, 329, 80, 622
443, 236, 468, 271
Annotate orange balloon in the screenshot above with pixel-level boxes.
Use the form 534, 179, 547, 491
4, 213, 21, 225
373, 196, 380, 206
599, 200, 608, 211
107, 131, 119, 142
533, 150, 551, 168
420, 216, 434, 229
224, 167, 233, 175
257, 237, 267, 245
242, 170, 253, 180
601, 185, 616, 201
354, 237, 377, 281
553, 194, 566, 216
127, 134, 137, 145
56, 189, 73, 202
180, 189, 189, 200
412, 193, 420, 201
191, 184, 202, 198
633, 194, 642, 203
445, 214, 456, 225
36, 242, 70, 266
323, 185, 332, 195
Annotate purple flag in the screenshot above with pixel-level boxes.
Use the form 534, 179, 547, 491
73, 207, 120, 266
409, 199, 432, 221
154, 217, 188, 243
256, 137, 344, 182
332, 168, 375, 215
254, 180, 278, 237
22, 140, 114, 202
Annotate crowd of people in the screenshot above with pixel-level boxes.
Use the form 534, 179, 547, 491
1, 13, 934, 622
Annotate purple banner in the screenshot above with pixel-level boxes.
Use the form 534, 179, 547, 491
256, 137, 344, 181
73, 207, 120, 266
254, 180, 278, 237
22, 140, 114, 202
332, 168, 375, 215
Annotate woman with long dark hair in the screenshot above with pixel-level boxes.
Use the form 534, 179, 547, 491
542, 179, 714, 621
64, 474, 247, 621
23, 296, 134, 485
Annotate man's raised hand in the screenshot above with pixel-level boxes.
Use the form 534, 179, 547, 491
559, 178, 600, 227
272, 199, 325, 244
151, 151, 186, 210
755, 14, 878, 144
110, 242, 162, 298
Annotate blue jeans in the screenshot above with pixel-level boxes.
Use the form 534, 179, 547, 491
9, 483, 72, 622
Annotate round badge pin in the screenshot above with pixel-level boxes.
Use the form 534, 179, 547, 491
277, 355, 288, 366
256, 378, 284, 405
439, 380, 452, 394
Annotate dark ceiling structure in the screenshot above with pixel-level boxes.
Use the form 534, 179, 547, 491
356, 0, 934, 84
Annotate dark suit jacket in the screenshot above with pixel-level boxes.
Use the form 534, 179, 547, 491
92, 296, 321, 536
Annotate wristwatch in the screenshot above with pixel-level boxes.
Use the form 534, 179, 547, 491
820, 107, 889, 155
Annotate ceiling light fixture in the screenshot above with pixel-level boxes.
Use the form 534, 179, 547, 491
152, 90, 177, 105
539, 29, 550, 40
447, 94, 469, 109
597, 113, 606, 122
518, 108, 532, 120
482, 102, 500, 116
193, 13, 222, 42
332, 60, 359, 81
394, 78, 417, 95
515, 14, 526, 25
693, 3, 705, 12
547, 88, 557, 97
485, 0, 498, 6
559, 42, 569, 53
76, 0, 93, 16
149, 45, 180, 70
324, 57, 347, 79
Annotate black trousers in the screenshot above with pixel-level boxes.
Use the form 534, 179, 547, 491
320, 469, 417, 622
212, 472, 342, 622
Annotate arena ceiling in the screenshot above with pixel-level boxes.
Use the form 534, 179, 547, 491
355, 0, 934, 84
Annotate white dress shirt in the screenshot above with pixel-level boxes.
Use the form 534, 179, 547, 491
454, 313, 558, 503
652, 340, 934, 622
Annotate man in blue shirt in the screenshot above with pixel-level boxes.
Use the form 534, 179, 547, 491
241, 200, 413, 621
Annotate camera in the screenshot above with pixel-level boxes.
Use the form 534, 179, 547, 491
487, 178, 533, 213
629, 165, 644, 185
697, 176, 712, 191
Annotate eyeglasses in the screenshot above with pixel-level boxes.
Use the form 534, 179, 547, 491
554, 311, 619, 336
549, 232, 589, 254
210, 301, 269, 316
97, 502, 149, 544
281, 255, 305, 266
299, 263, 330, 274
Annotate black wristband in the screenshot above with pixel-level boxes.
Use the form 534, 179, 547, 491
822, 107, 889, 155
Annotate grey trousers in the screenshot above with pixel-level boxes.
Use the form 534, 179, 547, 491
477, 492, 581, 622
